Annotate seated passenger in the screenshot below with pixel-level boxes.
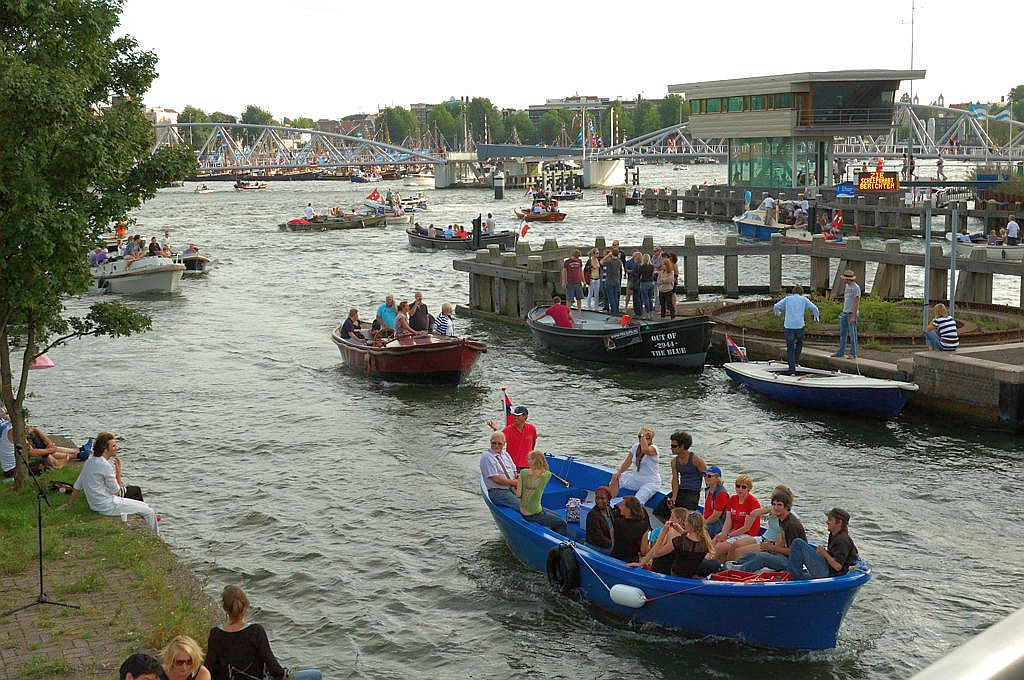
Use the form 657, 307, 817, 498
585, 485, 614, 553
90, 248, 108, 267
786, 507, 859, 580
722, 485, 799, 563
670, 509, 717, 578
610, 495, 650, 563
427, 223, 440, 238
432, 303, 456, 337
480, 432, 519, 510
711, 474, 761, 561
147, 236, 163, 257
987, 230, 1001, 245
608, 427, 661, 506
339, 308, 365, 341
701, 466, 729, 538
442, 225, 454, 239
515, 450, 567, 535
532, 203, 544, 214
393, 300, 426, 338
630, 507, 685, 574
414, 222, 428, 236
454, 226, 469, 239
183, 243, 198, 255
731, 486, 807, 572
540, 296, 574, 328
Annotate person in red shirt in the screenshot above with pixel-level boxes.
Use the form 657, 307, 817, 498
541, 296, 574, 329
561, 249, 585, 311
487, 405, 537, 469
710, 473, 761, 561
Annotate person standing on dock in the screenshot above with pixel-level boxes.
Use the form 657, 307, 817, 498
833, 270, 860, 359
773, 285, 819, 375
1006, 215, 1020, 246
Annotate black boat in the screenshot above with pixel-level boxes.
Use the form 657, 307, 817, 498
605, 194, 642, 206
406, 227, 517, 251
526, 306, 714, 371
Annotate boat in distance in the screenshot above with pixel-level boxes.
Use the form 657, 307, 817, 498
944, 232, 1024, 261
279, 214, 387, 231
526, 306, 714, 371
723, 360, 919, 417
482, 453, 872, 649
733, 208, 782, 240
92, 256, 185, 294
514, 208, 567, 222
406, 227, 518, 251
330, 329, 486, 384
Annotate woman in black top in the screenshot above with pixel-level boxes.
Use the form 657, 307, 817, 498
585, 486, 614, 552
671, 509, 715, 578
610, 496, 650, 563
205, 585, 322, 680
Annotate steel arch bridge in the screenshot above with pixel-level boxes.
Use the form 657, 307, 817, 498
590, 123, 727, 161
151, 122, 444, 172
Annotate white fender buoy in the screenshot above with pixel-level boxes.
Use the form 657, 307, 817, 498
610, 584, 647, 608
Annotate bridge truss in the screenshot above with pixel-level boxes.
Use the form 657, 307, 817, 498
591, 123, 727, 161
151, 122, 444, 172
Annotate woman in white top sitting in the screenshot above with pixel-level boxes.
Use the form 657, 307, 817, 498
608, 426, 661, 505
62, 432, 156, 528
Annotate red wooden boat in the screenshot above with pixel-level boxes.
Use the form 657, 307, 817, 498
330, 330, 486, 384
514, 208, 567, 222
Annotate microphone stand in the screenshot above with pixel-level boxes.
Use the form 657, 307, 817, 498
4, 443, 80, 615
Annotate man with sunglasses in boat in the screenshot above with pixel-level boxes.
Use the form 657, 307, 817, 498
480, 432, 519, 510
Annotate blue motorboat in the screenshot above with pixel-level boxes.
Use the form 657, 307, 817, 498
723, 360, 919, 418
481, 453, 872, 650
733, 208, 783, 240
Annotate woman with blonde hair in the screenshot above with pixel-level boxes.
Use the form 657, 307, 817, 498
609, 426, 661, 505
585, 247, 602, 310
711, 474, 762, 561
515, 450, 567, 535
160, 635, 211, 680
670, 509, 715, 578
205, 585, 322, 680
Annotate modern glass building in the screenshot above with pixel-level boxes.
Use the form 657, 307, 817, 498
669, 70, 925, 188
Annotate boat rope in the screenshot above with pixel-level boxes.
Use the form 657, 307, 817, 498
568, 543, 614, 593
643, 582, 710, 602
559, 456, 574, 490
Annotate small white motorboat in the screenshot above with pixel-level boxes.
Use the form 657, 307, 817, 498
945, 232, 1024, 261
92, 256, 185, 294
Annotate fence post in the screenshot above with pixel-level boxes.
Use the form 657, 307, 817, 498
684, 234, 699, 300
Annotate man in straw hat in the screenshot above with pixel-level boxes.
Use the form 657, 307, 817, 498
832, 269, 860, 359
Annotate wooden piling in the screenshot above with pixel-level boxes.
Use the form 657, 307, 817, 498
684, 234, 699, 300
724, 234, 739, 298
830, 237, 865, 296
928, 244, 947, 300
870, 240, 907, 299
768, 233, 783, 294
954, 248, 993, 303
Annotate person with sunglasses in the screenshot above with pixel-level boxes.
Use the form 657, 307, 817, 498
160, 635, 211, 680
701, 466, 729, 538
710, 474, 761, 562
480, 432, 519, 510
608, 426, 661, 506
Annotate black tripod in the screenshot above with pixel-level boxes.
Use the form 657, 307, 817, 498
4, 443, 80, 616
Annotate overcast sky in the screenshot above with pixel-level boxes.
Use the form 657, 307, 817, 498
119, 0, 1022, 120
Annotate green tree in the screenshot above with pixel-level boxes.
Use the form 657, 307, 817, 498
1009, 84, 1024, 123
427, 104, 459, 147
467, 97, 504, 143
634, 99, 663, 136
538, 111, 568, 144
178, 105, 209, 147
208, 111, 237, 124
658, 94, 688, 128
288, 116, 315, 130
506, 111, 537, 144
0, 0, 197, 487
240, 105, 276, 144
382, 106, 418, 144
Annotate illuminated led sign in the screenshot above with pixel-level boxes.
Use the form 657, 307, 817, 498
856, 171, 900, 192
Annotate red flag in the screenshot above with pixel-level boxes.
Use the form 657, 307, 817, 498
725, 335, 747, 361
502, 388, 514, 428
832, 210, 844, 230
520, 222, 530, 238
366, 188, 381, 202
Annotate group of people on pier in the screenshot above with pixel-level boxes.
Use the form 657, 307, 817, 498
559, 241, 681, 320
479, 411, 859, 582
338, 292, 456, 345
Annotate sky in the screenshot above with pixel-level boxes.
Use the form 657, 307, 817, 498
118, 0, 1023, 120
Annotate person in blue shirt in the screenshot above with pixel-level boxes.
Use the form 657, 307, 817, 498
376, 295, 397, 330
772, 285, 820, 375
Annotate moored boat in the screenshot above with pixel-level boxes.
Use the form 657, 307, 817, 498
733, 208, 782, 240
175, 252, 213, 274
514, 208, 567, 222
91, 256, 185, 294
550, 189, 583, 201
330, 330, 486, 384
350, 172, 382, 183
406, 227, 518, 251
526, 306, 714, 371
482, 453, 872, 649
723, 360, 918, 417
944, 233, 1024, 261
404, 170, 435, 186
278, 214, 387, 231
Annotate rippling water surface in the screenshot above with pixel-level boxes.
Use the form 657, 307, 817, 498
27, 166, 1024, 679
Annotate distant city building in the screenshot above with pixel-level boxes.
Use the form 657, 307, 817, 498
527, 95, 639, 123
147, 107, 178, 125
315, 119, 342, 134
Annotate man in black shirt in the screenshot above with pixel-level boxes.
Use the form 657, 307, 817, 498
786, 507, 858, 580
409, 291, 430, 331
339, 308, 365, 341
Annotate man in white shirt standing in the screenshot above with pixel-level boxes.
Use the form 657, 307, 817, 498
303, 203, 315, 221
760, 194, 776, 225
1007, 215, 1020, 246
63, 433, 156, 528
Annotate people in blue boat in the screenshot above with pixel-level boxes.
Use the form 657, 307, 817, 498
480, 432, 519, 510
515, 450, 567, 535
729, 486, 807, 573
585, 486, 614, 553
702, 466, 729, 538
633, 507, 715, 578
773, 284, 820, 375
610, 495, 650, 563
833, 270, 860, 359
608, 426, 661, 506
720, 484, 796, 562
711, 474, 761, 562
786, 507, 859, 580
924, 303, 959, 351
667, 430, 707, 512
375, 295, 397, 330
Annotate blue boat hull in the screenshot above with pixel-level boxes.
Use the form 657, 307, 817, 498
483, 455, 871, 649
736, 220, 783, 241
723, 365, 911, 417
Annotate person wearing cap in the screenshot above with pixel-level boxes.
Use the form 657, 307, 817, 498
487, 405, 537, 470
832, 270, 860, 359
701, 466, 729, 538
608, 426, 661, 506
786, 507, 859, 580
479, 431, 519, 510
773, 284, 820, 375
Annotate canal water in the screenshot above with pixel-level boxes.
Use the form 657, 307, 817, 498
27, 165, 1023, 679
